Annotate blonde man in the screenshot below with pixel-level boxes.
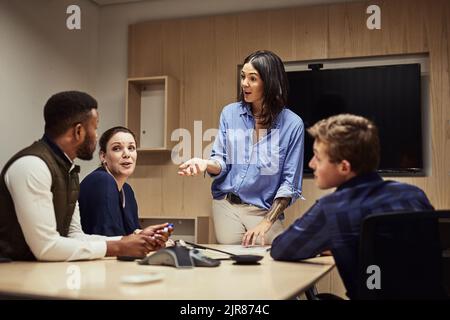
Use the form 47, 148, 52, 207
270, 114, 433, 299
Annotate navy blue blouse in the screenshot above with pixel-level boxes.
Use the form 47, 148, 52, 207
79, 167, 140, 236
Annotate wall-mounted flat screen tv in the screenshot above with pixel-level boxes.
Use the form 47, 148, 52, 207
286, 63, 423, 175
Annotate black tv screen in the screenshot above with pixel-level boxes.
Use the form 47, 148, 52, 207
286, 63, 423, 175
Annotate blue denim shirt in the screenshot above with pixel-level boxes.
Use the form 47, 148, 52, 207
209, 102, 304, 210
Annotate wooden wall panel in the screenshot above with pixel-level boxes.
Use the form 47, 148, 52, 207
440, 0, 450, 194
161, 43, 183, 216
161, 20, 183, 81
379, 0, 412, 55
213, 15, 240, 109
128, 21, 163, 77
127, 0, 450, 297
424, 0, 449, 208
328, 1, 375, 57
268, 9, 295, 61
391, 0, 428, 54
293, 5, 329, 61
132, 153, 163, 217
237, 11, 270, 60
179, 17, 216, 217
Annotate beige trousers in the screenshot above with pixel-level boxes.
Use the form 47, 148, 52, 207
212, 198, 284, 245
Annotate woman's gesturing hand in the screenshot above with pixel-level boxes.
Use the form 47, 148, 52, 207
177, 158, 208, 176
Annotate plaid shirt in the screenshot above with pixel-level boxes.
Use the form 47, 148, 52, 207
270, 172, 434, 298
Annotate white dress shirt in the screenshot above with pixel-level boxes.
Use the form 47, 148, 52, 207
4, 155, 121, 261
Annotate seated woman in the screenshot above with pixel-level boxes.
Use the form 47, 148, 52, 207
79, 126, 165, 237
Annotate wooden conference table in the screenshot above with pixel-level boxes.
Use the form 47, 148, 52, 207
0, 245, 335, 300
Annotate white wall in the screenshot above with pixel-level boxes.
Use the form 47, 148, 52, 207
0, 0, 99, 177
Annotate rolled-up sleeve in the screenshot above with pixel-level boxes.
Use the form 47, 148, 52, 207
274, 121, 305, 205
209, 111, 229, 180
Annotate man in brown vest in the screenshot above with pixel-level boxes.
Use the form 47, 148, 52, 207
0, 91, 170, 261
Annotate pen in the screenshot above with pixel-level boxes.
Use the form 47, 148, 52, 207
163, 223, 174, 233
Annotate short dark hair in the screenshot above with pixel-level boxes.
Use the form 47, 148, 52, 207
239, 50, 288, 128
99, 126, 137, 154
307, 114, 380, 175
44, 91, 98, 138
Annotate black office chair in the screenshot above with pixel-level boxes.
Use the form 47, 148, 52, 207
306, 210, 450, 300
356, 210, 450, 300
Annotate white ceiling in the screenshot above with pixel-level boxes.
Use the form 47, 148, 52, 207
90, 0, 338, 6
91, 0, 150, 6
91, 0, 155, 5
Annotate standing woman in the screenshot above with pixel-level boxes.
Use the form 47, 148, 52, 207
79, 126, 171, 240
178, 50, 305, 246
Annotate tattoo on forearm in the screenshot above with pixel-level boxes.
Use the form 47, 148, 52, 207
265, 197, 290, 223
205, 160, 221, 177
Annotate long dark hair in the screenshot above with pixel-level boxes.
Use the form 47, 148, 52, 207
239, 50, 288, 128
